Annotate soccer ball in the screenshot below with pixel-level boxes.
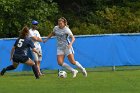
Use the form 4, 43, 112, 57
58, 71, 67, 78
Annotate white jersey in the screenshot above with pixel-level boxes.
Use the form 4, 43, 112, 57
53, 26, 73, 49
29, 29, 41, 49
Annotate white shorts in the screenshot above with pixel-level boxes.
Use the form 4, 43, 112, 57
57, 47, 74, 56
32, 48, 42, 61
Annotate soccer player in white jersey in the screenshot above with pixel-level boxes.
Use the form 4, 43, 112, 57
44, 17, 87, 78
29, 20, 43, 76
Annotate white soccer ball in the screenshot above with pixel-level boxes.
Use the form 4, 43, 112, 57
58, 71, 67, 78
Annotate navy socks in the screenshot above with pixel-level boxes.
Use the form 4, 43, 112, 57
6, 65, 16, 71
32, 65, 39, 79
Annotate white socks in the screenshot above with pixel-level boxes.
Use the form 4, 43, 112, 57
62, 63, 75, 72
62, 61, 84, 72
75, 61, 84, 71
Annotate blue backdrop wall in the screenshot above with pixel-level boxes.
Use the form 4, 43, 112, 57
0, 34, 140, 71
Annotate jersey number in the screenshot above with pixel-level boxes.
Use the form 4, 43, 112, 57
17, 39, 24, 47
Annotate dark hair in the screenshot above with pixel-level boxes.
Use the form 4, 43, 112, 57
19, 26, 29, 38
58, 17, 69, 27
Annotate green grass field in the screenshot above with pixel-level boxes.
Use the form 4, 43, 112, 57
0, 70, 140, 93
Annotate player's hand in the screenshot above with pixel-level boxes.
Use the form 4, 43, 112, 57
68, 43, 72, 49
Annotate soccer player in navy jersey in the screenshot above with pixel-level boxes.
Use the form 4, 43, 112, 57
0, 26, 40, 79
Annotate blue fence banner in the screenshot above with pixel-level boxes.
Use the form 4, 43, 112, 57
0, 34, 140, 71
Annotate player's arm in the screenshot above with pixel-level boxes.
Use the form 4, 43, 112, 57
66, 28, 75, 49
29, 30, 42, 42
31, 36, 42, 42
70, 35, 75, 44
10, 46, 15, 61
43, 32, 54, 43
68, 35, 75, 49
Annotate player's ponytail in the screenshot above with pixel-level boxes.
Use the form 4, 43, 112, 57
19, 26, 29, 38
58, 17, 69, 27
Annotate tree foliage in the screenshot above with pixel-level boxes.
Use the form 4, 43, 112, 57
0, 0, 139, 38
54, 0, 140, 35
0, 0, 58, 38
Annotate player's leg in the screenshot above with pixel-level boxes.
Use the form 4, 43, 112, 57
35, 60, 42, 75
58, 55, 78, 78
57, 49, 74, 71
37, 61, 41, 73
32, 52, 41, 76
57, 55, 74, 72
67, 53, 87, 77
57, 55, 75, 72
1, 62, 19, 76
35, 60, 41, 75
25, 58, 39, 79
57, 48, 78, 78
37, 49, 43, 76
37, 61, 44, 76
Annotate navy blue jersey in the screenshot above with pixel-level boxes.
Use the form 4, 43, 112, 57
14, 37, 35, 56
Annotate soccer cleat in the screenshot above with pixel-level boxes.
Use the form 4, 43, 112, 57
82, 68, 87, 77
1, 68, 6, 76
72, 70, 78, 78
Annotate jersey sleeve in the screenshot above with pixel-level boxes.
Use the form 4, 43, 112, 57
28, 39, 35, 48
66, 27, 73, 36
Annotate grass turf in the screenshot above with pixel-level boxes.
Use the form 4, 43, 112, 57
0, 70, 140, 93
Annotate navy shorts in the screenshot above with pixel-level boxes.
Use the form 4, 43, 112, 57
13, 54, 29, 63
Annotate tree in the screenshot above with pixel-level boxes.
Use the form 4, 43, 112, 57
0, 0, 140, 37
0, 0, 58, 38
96, 6, 140, 33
